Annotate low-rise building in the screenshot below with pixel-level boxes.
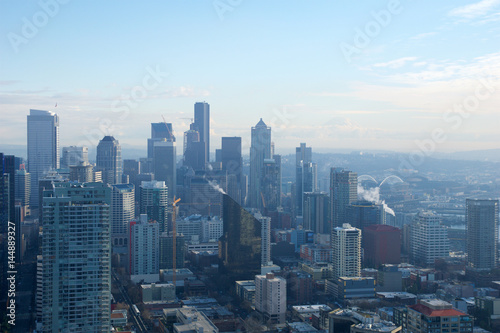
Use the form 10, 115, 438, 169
407, 299, 473, 333
141, 283, 175, 303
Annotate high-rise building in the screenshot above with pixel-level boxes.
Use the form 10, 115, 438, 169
221, 137, 243, 203
111, 184, 135, 260
96, 135, 122, 185
153, 139, 176, 202
15, 165, 31, 210
42, 182, 111, 332
194, 102, 210, 168
249, 119, 271, 209
148, 122, 175, 159
330, 168, 357, 228
27, 109, 59, 207
261, 155, 281, 211
295, 143, 315, 216
61, 146, 88, 168
406, 299, 472, 333
69, 163, 94, 182
183, 123, 204, 171
346, 200, 384, 230
303, 192, 330, 234
254, 212, 271, 266
255, 273, 287, 324
123, 159, 140, 186
129, 214, 159, 282
159, 233, 185, 270
140, 181, 169, 233
363, 224, 401, 268
219, 194, 261, 283
331, 223, 361, 280
410, 211, 449, 267
466, 199, 499, 271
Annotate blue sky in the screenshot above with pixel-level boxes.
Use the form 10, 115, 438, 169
1, 0, 500, 157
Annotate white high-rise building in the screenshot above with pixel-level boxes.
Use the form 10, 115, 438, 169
129, 214, 160, 283
254, 212, 271, 266
201, 216, 223, 243
111, 184, 135, 266
331, 223, 361, 279
42, 182, 111, 332
410, 211, 449, 266
27, 109, 59, 207
255, 273, 286, 324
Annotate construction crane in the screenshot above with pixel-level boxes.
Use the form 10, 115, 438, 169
161, 115, 174, 141
172, 197, 181, 288
179, 117, 194, 123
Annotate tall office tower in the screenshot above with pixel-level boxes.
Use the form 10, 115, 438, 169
219, 194, 262, 283
466, 199, 499, 271
346, 200, 384, 230
123, 159, 140, 185
249, 119, 271, 209
303, 192, 330, 234
260, 155, 281, 211
331, 223, 361, 280
69, 163, 94, 182
140, 181, 169, 233
0, 154, 10, 232
153, 139, 176, 202
0, 154, 15, 231
61, 146, 88, 168
183, 124, 204, 171
129, 214, 159, 282
330, 168, 357, 228
96, 136, 122, 185
363, 225, 401, 267
42, 182, 111, 332
15, 165, 31, 220
295, 143, 313, 216
159, 233, 185, 269
255, 273, 287, 324
254, 212, 271, 266
194, 102, 210, 168
111, 184, 134, 259
148, 122, 175, 159
221, 137, 243, 203
27, 109, 59, 207
410, 211, 449, 267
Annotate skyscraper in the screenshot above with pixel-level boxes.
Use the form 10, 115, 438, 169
148, 122, 175, 159
330, 168, 357, 228
15, 165, 31, 210
249, 119, 271, 209
221, 137, 243, 203
96, 135, 122, 185
42, 182, 111, 332
346, 200, 384, 230
140, 180, 169, 233
27, 109, 59, 207
331, 223, 361, 280
295, 143, 315, 216
466, 199, 499, 271
61, 146, 88, 168
261, 155, 281, 211
183, 124, 204, 171
410, 211, 449, 267
219, 194, 261, 283
303, 192, 330, 234
255, 273, 287, 324
153, 139, 176, 202
194, 102, 210, 168
129, 214, 159, 282
111, 184, 135, 263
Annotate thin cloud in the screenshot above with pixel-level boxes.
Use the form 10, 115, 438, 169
449, 0, 500, 18
373, 57, 418, 69
411, 32, 437, 40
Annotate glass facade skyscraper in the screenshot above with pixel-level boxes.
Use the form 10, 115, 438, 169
96, 136, 122, 185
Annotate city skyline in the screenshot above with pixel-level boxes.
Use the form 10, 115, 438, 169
1, 1, 500, 155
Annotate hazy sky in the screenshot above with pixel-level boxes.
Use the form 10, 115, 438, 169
1, 0, 500, 156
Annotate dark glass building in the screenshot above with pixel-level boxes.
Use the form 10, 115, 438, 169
219, 194, 261, 284
194, 102, 210, 168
